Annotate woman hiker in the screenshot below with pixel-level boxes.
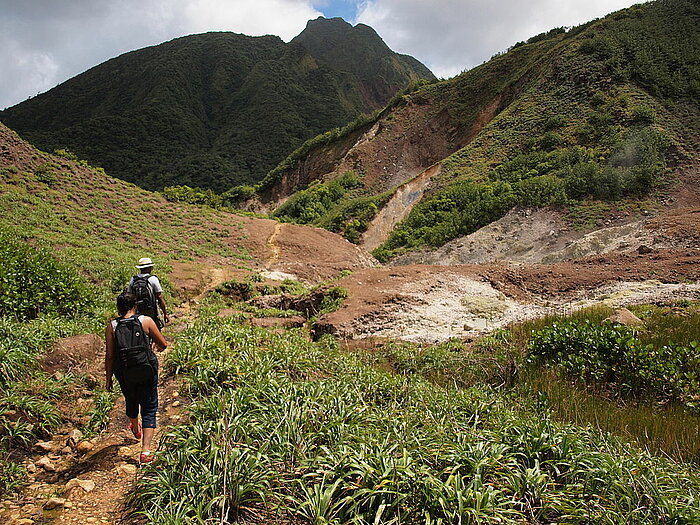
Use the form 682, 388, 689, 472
105, 290, 167, 463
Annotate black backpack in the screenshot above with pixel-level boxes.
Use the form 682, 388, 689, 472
114, 315, 155, 388
131, 274, 156, 316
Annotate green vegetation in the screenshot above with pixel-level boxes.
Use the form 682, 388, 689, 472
242, 1, 699, 259
269, 171, 393, 243
0, 123, 257, 497
0, 229, 95, 319
1, 20, 433, 193
213, 273, 348, 321
273, 171, 363, 222
129, 314, 700, 523
507, 302, 700, 462
528, 321, 700, 411
0, 242, 103, 496
161, 185, 224, 208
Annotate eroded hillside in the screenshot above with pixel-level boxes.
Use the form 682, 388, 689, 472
0, 122, 375, 289
255, 0, 700, 264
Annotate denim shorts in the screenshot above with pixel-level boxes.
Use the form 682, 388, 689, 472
115, 357, 159, 428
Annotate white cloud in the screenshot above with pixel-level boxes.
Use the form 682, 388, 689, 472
356, 0, 645, 79
182, 0, 321, 40
0, 0, 647, 109
0, 0, 321, 109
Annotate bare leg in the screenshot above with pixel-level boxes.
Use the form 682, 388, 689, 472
142, 427, 155, 453
129, 417, 141, 436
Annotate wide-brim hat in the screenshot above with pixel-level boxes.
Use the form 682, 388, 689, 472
136, 257, 155, 269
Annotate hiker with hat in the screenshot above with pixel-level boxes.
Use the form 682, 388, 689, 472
105, 290, 167, 463
128, 257, 170, 329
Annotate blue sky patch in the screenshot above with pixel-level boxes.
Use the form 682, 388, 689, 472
314, 0, 359, 23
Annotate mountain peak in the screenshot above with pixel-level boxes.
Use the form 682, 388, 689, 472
293, 16, 386, 51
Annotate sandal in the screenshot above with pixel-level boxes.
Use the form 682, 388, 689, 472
139, 452, 155, 464
128, 422, 142, 440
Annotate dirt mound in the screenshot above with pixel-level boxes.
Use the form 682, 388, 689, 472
41, 334, 103, 375
392, 207, 659, 266
242, 219, 376, 283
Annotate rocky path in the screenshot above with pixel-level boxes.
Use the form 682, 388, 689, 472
2, 318, 191, 525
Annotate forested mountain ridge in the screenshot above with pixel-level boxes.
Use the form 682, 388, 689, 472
0, 18, 434, 192
253, 0, 700, 260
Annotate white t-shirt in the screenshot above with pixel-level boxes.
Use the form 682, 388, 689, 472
128, 274, 163, 294
111, 314, 148, 331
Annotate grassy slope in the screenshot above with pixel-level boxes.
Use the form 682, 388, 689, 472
0, 122, 250, 292
261, 0, 700, 256
0, 21, 434, 193
128, 308, 700, 523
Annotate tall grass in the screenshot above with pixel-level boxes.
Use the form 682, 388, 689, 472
130, 316, 700, 523
511, 302, 700, 463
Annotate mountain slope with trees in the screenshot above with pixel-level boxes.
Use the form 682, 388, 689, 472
250, 0, 700, 260
0, 18, 434, 192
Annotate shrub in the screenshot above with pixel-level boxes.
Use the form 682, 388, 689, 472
222, 185, 256, 206
273, 172, 363, 224
161, 185, 223, 208
527, 320, 700, 411
33, 163, 57, 186
0, 231, 95, 320
0, 457, 24, 497
631, 105, 656, 123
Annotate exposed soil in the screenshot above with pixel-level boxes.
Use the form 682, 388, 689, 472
1, 316, 190, 525
318, 245, 700, 342
361, 164, 441, 251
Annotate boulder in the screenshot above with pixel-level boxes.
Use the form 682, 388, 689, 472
41, 334, 102, 374
605, 308, 644, 327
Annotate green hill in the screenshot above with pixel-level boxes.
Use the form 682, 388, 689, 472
0, 19, 434, 193
256, 0, 700, 259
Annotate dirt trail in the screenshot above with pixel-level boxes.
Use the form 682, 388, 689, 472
1, 273, 229, 524
265, 222, 284, 270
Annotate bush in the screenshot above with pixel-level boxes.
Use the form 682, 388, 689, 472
273, 172, 363, 224
528, 320, 700, 411
33, 163, 57, 186
0, 231, 95, 320
161, 185, 223, 208
222, 185, 256, 206
631, 105, 656, 123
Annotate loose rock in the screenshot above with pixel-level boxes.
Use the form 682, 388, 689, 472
43, 497, 66, 510
67, 429, 84, 446
34, 441, 54, 452
116, 463, 138, 476
35, 457, 56, 472
605, 308, 644, 327
66, 478, 96, 493
118, 446, 133, 457
76, 440, 94, 454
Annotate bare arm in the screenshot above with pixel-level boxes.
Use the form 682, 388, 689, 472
143, 316, 167, 351
105, 323, 115, 391
156, 292, 170, 323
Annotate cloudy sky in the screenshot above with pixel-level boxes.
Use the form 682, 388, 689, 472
1, 0, 644, 110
